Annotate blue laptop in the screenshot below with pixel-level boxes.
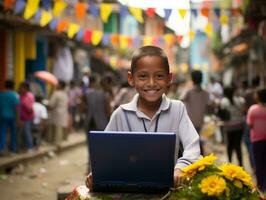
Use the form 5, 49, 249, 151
89, 131, 176, 193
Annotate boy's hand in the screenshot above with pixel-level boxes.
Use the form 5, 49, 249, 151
85, 172, 93, 191
174, 168, 183, 187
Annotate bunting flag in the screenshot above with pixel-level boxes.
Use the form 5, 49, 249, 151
41, 0, 51, 10
53, 0, 67, 17
214, 8, 221, 18
14, 0, 25, 14
4, 0, 15, 10
177, 35, 183, 44
129, 7, 143, 23
119, 35, 128, 49
83, 29, 92, 43
67, 23, 80, 38
201, 8, 209, 18
164, 34, 175, 45
231, 8, 240, 16
133, 37, 141, 47
40, 10, 52, 27
220, 14, 229, 25
164, 9, 172, 21
178, 9, 187, 19
91, 31, 103, 46
191, 9, 198, 17
120, 5, 128, 18
56, 20, 69, 33
23, 0, 40, 20
204, 23, 213, 37
49, 18, 58, 30
100, 3, 113, 23
102, 33, 110, 45
111, 34, 119, 46
127, 37, 133, 48
75, 2, 87, 20
189, 30, 195, 41
89, 4, 99, 18
146, 8, 156, 18
143, 36, 152, 46
76, 28, 84, 41
34, 9, 41, 22
152, 37, 158, 46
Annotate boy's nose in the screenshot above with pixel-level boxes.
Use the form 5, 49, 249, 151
148, 77, 155, 86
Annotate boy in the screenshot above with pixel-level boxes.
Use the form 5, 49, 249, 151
86, 46, 200, 190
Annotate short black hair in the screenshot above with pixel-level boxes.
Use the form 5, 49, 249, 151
191, 70, 202, 85
257, 88, 266, 103
5, 80, 14, 89
131, 46, 170, 74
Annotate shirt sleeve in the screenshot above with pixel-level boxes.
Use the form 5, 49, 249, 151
246, 105, 254, 125
104, 107, 120, 131
175, 102, 201, 169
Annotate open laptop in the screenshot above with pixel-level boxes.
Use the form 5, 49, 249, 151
89, 131, 176, 193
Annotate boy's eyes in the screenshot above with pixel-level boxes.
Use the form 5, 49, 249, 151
137, 73, 167, 80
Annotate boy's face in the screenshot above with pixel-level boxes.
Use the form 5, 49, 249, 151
128, 56, 172, 105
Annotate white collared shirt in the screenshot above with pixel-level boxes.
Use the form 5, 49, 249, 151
105, 94, 201, 169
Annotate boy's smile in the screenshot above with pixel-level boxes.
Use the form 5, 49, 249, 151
128, 56, 172, 110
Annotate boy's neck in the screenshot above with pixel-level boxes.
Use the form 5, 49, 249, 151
137, 98, 162, 119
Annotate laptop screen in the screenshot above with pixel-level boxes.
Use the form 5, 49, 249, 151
89, 131, 176, 191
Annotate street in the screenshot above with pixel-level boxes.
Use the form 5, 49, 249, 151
0, 144, 88, 200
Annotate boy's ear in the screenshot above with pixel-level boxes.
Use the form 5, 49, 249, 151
167, 73, 173, 86
127, 71, 134, 87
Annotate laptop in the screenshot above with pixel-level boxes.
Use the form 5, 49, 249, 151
89, 131, 176, 193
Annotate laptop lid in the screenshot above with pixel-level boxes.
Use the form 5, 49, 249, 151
89, 131, 176, 192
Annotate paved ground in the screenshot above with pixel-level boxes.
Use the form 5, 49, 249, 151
0, 143, 88, 200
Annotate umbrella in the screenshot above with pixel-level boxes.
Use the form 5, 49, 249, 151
34, 71, 58, 86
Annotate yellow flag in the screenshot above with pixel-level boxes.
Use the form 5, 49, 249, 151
189, 30, 195, 40
40, 10, 52, 27
178, 9, 187, 19
119, 35, 128, 49
204, 23, 213, 37
67, 23, 80, 38
129, 7, 143, 23
143, 36, 152, 46
110, 56, 118, 69
164, 34, 174, 45
91, 31, 103, 46
24, 0, 40, 20
220, 14, 228, 25
53, 0, 67, 17
100, 3, 113, 23
194, 63, 200, 70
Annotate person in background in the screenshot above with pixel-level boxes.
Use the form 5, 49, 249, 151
68, 81, 82, 131
181, 70, 209, 155
113, 81, 136, 109
18, 82, 35, 152
246, 88, 266, 192
32, 96, 48, 148
86, 45, 200, 190
48, 80, 68, 145
220, 86, 245, 166
0, 80, 20, 155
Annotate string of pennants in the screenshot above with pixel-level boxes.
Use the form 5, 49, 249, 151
3, 0, 243, 48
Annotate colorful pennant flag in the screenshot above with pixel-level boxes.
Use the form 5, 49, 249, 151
102, 33, 110, 45
120, 5, 128, 18
111, 34, 119, 46
91, 31, 103, 46
201, 8, 209, 18
56, 20, 69, 33
189, 30, 195, 41
68, 23, 80, 38
220, 14, 229, 25
100, 3, 113, 23
41, 0, 51, 10
119, 35, 128, 49
129, 7, 144, 23
14, 0, 25, 14
76, 28, 84, 41
34, 9, 41, 22
40, 10, 52, 27
24, 0, 40, 20
143, 36, 152, 46
204, 23, 213, 37
4, 0, 15, 10
191, 9, 198, 17
75, 2, 87, 20
164, 9, 172, 21
49, 18, 58, 30
53, 0, 67, 17
146, 8, 156, 18
178, 9, 187, 19
83, 29, 92, 43
214, 8, 221, 18
89, 4, 99, 18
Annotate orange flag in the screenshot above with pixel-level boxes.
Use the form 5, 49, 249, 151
56, 20, 69, 33
75, 2, 87, 20
4, 0, 15, 10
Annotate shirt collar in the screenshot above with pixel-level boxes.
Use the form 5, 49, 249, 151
121, 93, 171, 119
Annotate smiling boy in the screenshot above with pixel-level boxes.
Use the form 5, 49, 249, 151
86, 46, 200, 189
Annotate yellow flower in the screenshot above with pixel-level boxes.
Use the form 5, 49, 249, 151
182, 154, 217, 178
219, 163, 254, 187
199, 175, 226, 196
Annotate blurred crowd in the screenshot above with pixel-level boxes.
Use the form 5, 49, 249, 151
0, 70, 265, 192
